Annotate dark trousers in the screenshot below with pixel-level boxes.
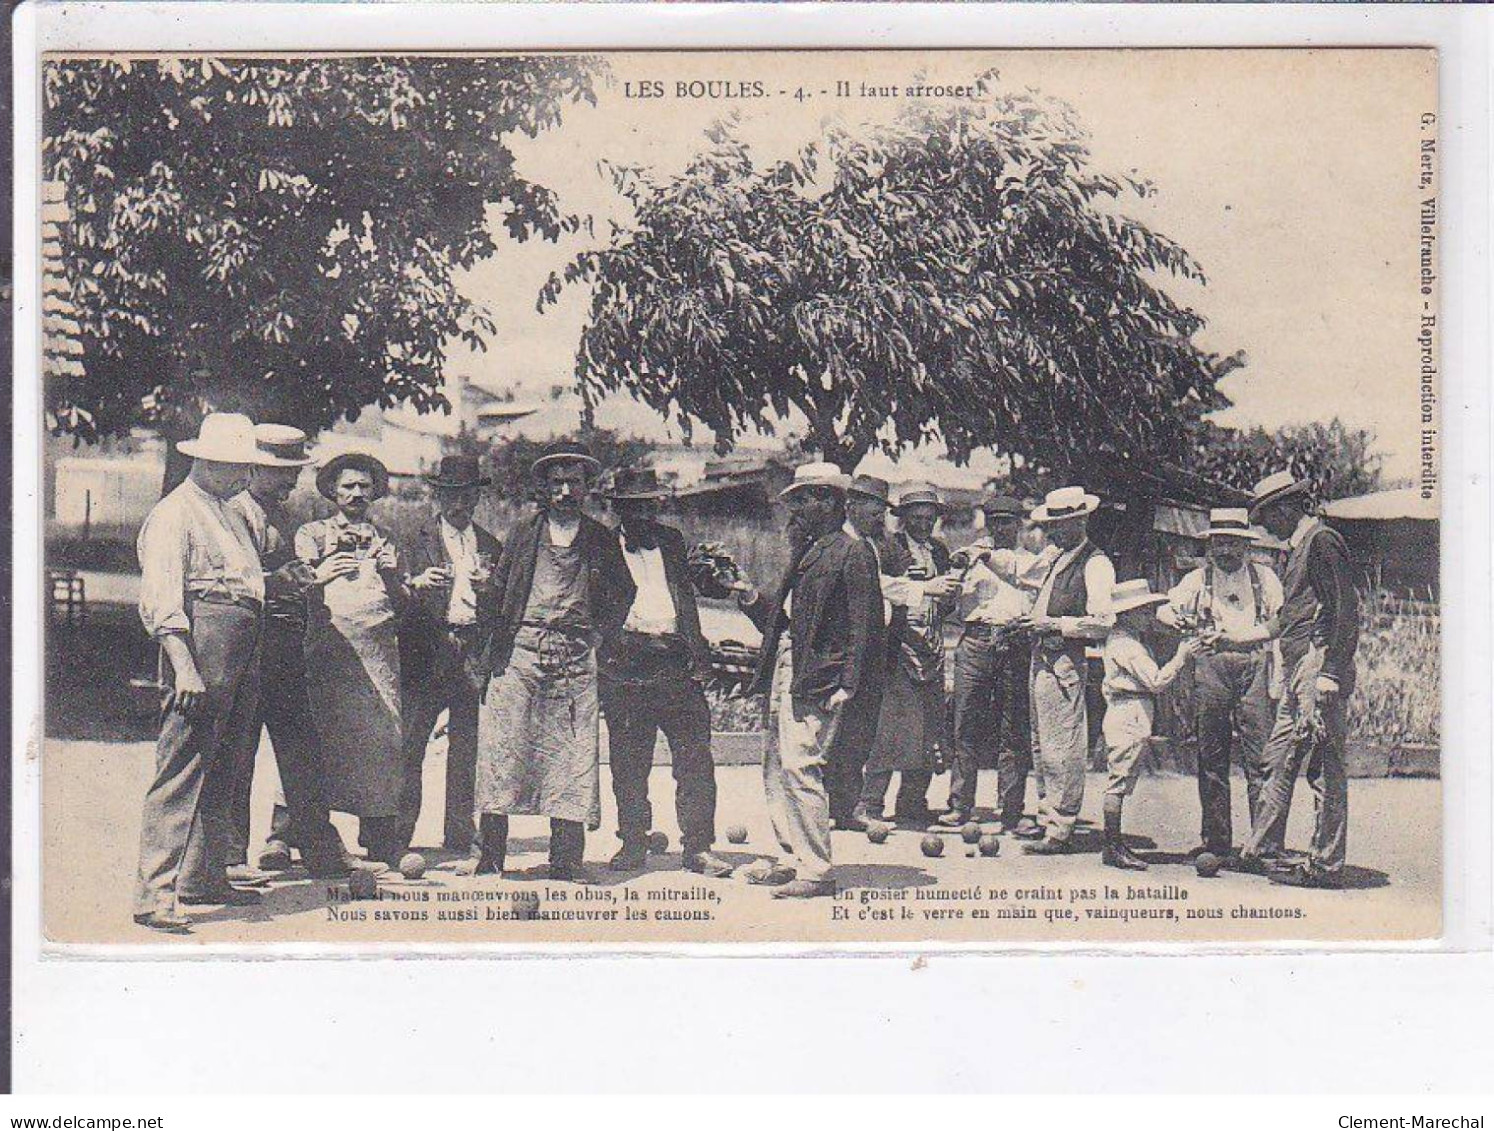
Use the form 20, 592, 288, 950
475, 814, 585, 873
400, 626, 483, 853
134, 602, 262, 915
1245, 649, 1351, 872
227, 621, 344, 870
827, 684, 884, 824
949, 630, 1032, 822
599, 661, 717, 856
1193, 649, 1274, 853
861, 768, 934, 819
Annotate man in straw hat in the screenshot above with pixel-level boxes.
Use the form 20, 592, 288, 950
400, 454, 503, 855
598, 467, 732, 878
467, 441, 636, 882
1157, 507, 1284, 860
732, 461, 884, 897
1019, 485, 1117, 855
226, 424, 351, 881
859, 482, 957, 827
942, 492, 1056, 835
1209, 472, 1360, 888
295, 451, 410, 869
1099, 579, 1202, 869
132, 412, 269, 932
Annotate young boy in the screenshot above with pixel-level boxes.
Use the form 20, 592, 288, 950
1100, 579, 1201, 871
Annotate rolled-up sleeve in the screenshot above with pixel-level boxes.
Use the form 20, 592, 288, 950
136, 501, 191, 638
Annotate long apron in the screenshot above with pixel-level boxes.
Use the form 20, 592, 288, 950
303, 548, 404, 820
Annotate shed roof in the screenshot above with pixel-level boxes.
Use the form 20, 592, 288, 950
1322, 488, 1438, 522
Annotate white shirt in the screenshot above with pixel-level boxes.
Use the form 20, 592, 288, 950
1164, 559, 1284, 635
137, 477, 264, 637
962, 540, 1058, 625
622, 544, 678, 636
439, 518, 479, 627
547, 516, 580, 548
843, 520, 927, 609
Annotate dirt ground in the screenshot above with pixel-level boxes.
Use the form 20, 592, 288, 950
40, 728, 1442, 948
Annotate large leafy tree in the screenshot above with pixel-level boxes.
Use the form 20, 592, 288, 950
43, 54, 597, 452
545, 72, 1241, 475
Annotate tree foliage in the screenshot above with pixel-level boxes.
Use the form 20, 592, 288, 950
43, 54, 597, 444
545, 72, 1242, 473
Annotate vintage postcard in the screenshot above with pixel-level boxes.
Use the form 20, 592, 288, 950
36, 47, 1440, 947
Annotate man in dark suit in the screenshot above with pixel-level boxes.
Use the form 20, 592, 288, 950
400, 454, 503, 854
599, 467, 732, 877
735, 462, 885, 898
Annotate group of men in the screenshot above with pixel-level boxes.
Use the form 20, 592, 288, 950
130, 411, 1360, 932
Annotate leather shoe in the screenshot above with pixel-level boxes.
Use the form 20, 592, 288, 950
1022, 837, 1073, 856
934, 810, 968, 829
1267, 861, 1343, 890
836, 811, 871, 833
610, 843, 648, 872
683, 850, 733, 878
224, 865, 272, 888
180, 887, 263, 907
741, 860, 796, 886
771, 878, 836, 899
455, 856, 502, 877
548, 864, 594, 884
1102, 840, 1150, 871
133, 909, 192, 934
1011, 818, 1045, 840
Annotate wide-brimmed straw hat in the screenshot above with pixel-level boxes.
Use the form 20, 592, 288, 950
252, 424, 314, 468
424, 454, 491, 489
531, 440, 601, 479
1206, 507, 1257, 540
893, 483, 944, 514
316, 452, 391, 501
1110, 578, 1169, 615
176, 413, 261, 464
1030, 485, 1101, 524
1248, 471, 1310, 516
779, 461, 851, 499
607, 466, 670, 501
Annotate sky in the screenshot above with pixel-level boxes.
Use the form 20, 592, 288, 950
451, 49, 1436, 480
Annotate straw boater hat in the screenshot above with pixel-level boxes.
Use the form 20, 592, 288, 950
893, 483, 944, 514
424, 454, 491, 489
1248, 470, 1311, 516
1030, 485, 1101, 524
848, 474, 891, 505
607, 466, 670, 501
316, 451, 391, 502
251, 423, 314, 468
176, 413, 261, 464
530, 440, 601, 479
1206, 507, 1257, 540
778, 461, 851, 499
1110, 578, 1169, 615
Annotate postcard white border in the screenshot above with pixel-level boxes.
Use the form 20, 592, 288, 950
11, 1, 1492, 1091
